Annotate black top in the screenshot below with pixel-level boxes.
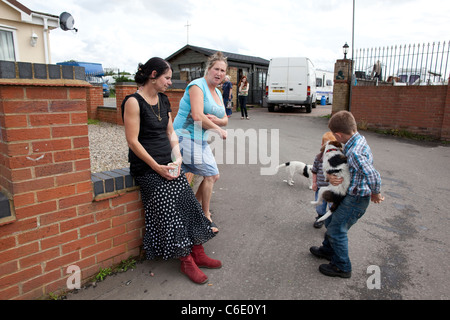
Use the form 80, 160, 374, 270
121, 92, 172, 176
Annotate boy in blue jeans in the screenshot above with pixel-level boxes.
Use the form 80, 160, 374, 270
309, 111, 384, 278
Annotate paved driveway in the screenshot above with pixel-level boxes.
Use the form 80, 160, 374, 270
68, 105, 450, 302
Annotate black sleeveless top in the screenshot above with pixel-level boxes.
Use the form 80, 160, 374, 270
121, 92, 172, 176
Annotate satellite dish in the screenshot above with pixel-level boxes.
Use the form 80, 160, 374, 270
59, 12, 78, 32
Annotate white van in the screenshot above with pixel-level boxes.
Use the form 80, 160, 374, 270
315, 69, 334, 104
265, 57, 316, 113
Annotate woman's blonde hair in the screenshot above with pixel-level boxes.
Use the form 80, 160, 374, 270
205, 51, 228, 74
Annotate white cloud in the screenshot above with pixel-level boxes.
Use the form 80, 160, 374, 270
20, 0, 450, 73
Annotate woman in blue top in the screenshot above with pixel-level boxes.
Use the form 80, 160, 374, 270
173, 52, 228, 233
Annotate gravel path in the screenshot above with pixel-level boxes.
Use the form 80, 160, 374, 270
88, 122, 129, 173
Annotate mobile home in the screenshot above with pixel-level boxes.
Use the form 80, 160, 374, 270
315, 69, 334, 104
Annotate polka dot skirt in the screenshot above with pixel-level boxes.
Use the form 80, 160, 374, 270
135, 171, 216, 260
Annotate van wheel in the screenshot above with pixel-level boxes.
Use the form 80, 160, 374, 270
305, 103, 312, 113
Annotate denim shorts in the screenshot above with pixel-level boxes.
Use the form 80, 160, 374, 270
179, 136, 219, 177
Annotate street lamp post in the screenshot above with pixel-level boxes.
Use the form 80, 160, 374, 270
343, 42, 349, 59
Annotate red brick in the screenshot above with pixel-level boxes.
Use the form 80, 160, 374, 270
0, 242, 39, 265
19, 247, 60, 268
81, 240, 112, 259
22, 269, 60, 294
26, 87, 68, 100
50, 100, 86, 112
41, 230, 78, 250
96, 244, 126, 264
0, 87, 25, 99
2, 100, 48, 114
0, 236, 16, 251
69, 88, 87, 100
2, 115, 28, 128
12, 192, 35, 208
44, 251, 80, 272
40, 207, 77, 226
35, 162, 73, 178
5, 142, 30, 156
97, 225, 126, 242
8, 153, 52, 170
4, 127, 51, 142
29, 114, 70, 126
52, 125, 88, 138
37, 185, 76, 202
71, 112, 88, 124
80, 220, 111, 238
61, 235, 95, 255
17, 223, 59, 245
32, 139, 72, 153
13, 176, 54, 194
59, 214, 95, 233
54, 148, 90, 162
59, 192, 92, 209
14, 201, 57, 219
55, 170, 90, 187
0, 265, 42, 290
73, 136, 89, 148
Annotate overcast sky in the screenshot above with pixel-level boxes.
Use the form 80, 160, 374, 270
21, 0, 450, 73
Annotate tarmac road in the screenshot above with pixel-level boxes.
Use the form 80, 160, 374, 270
67, 105, 450, 301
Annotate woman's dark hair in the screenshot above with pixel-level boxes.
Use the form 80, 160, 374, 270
134, 57, 172, 86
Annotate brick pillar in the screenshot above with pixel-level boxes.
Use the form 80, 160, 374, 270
115, 82, 138, 125
86, 84, 104, 119
332, 59, 353, 114
441, 82, 450, 141
0, 62, 92, 299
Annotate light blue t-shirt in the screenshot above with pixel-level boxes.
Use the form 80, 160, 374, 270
173, 77, 225, 141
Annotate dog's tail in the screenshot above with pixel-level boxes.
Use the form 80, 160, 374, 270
275, 162, 290, 172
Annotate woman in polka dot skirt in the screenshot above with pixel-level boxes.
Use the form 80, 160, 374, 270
121, 57, 221, 284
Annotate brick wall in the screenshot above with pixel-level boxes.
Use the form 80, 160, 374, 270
331, 59, 450, 141
0, 63, 145, 300
351, 84, 450, 140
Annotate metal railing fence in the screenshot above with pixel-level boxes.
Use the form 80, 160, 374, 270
353, 41, 450, 85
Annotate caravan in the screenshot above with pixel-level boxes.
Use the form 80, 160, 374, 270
315, 69, 334, 104
265, 57, 316, 113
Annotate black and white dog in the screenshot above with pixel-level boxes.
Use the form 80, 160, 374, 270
276, 161, 313, 189
311, 141, 350, 222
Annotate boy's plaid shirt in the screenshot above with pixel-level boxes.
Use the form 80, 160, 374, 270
344, 132, 381, 197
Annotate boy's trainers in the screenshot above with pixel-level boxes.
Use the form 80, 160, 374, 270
313, 216, 324, 228
319, 263, 352, 278
309, 246, 332, 261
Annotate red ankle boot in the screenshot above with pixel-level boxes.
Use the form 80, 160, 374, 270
191, 245, 222, 269
180, 254, 208, 284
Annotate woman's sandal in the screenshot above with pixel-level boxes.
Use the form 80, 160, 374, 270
210, 221, 219, 234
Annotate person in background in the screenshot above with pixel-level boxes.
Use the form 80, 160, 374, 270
238, 76, 249, 119
311, 131, 337, 228
222, 75, 233, 117
122, 57, 221, 285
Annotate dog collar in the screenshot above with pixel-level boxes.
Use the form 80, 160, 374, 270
326, 148, 339, 153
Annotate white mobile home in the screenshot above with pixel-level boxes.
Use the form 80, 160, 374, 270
315, 69, 334, 104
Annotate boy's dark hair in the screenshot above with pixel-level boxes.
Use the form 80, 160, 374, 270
328, 111, 357, 135
135, 57, 172, 86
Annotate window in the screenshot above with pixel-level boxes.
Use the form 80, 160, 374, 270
316, 78, 323, 87
326, 79, 333, 86
0, 28, 17, 61
180, 63, 204, 81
